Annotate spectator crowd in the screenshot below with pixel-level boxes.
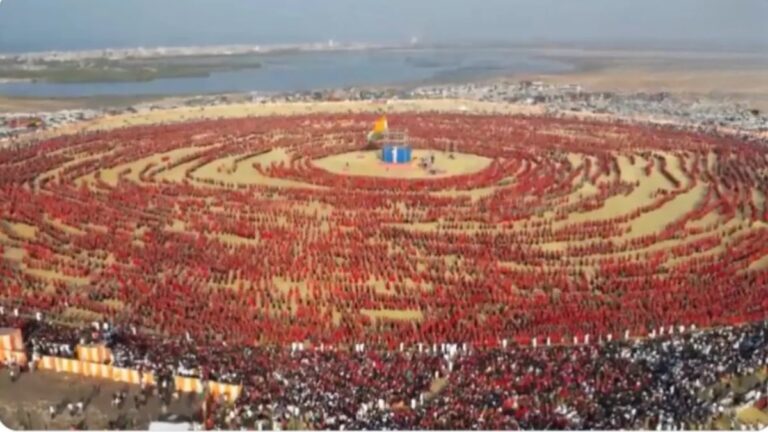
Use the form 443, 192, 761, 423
3, 312, 768, 430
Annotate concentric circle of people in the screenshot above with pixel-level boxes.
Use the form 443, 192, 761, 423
1, 113, 768, 349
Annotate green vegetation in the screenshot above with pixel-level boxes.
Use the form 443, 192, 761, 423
0, 54, 263, 83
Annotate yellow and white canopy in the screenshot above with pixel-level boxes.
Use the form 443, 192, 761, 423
367, 116, 388, 142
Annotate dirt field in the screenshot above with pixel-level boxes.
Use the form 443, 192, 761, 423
66, 99, 541, 133
313, 150, 492, 179
0, 95, 155, 114
513, 48, 768, 110
0, 371, 198, 430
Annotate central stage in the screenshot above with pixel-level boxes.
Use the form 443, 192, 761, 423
311, 149, 493, 179
381, 145, 413, 164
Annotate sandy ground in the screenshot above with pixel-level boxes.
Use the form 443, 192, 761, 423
0, 370, 198, 430
508, 48, 768, 110
314, 149, 492, 179
0, 96, 78, 113
0, 95, 157, 114
528, 68, 768, 110
67, 99, 540, 133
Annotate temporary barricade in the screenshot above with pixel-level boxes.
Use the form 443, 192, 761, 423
111, 367, 142, 384
36, 356, 153, 385
0, 349, 27, 365
0, 328, 23, 351
37, 355, 203, 394
208, 382, 243, 401
54, 357, 84, 375
142, 372, 156, 386
82, 362, 114, 380
76, 344, 112, 364
175, 376, 204, 393
37, 356, 57, 371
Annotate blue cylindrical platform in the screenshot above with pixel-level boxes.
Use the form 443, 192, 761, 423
381, 145, 412, 164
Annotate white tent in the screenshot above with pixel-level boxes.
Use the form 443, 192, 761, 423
148, 414, 200, 431
148, 421, 196, 431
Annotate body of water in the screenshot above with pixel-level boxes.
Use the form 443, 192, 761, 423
0, 48, 573, 98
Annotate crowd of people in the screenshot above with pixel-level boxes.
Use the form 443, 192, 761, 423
1, 115, 767, 346
3, 312, 768, 429
2, 113, 768, 428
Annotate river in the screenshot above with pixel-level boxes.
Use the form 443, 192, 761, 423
0, 48, 574, 98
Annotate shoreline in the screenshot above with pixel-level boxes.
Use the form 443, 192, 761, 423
3, 41, 767, 62
0, 44, 765, 102
0, 41, 391, 62
1, 43, 766, 90
2, 65, 767, 113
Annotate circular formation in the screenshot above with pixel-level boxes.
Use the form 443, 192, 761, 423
2, 113, 768, 347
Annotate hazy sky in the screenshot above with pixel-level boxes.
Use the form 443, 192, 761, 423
0, 0, 766, 52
